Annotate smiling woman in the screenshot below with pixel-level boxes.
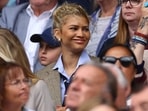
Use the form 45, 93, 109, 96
0, 59, 30, 111
36, 3, 100, 109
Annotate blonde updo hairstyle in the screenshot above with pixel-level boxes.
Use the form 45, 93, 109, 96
53, 3, 90, 29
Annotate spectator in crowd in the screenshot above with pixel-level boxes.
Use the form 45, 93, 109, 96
36, 3, 100, 108
0, 0, 59, 72
30, 27, 61, 66
0, 58, 30, 111
65, 62, 117, 111
0, 28, 55, 111
77, 96, 118, 111
85, 0, 121, 56
100, 44, 138, 85
100, 0, 148, 84
130, 84, 148, 111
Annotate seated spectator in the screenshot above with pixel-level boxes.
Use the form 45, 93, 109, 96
100, 44, 138, 85
30, 27, 61, 66
0, 0, 59, 72
130, 84, 148, 111
0, 28, 55, 111
85, 0, 121, 56
65, 61, 117, 111
98, 0, 148, 82
77, 96, 118, 111
0, 58, 30, 111
36, 3, 100, 108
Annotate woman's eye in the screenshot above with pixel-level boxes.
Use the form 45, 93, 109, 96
83, 27, 89, 32
11, 80, 19, 85
70, 27, 77, 30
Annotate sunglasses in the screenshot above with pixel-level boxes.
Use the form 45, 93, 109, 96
102, 56, 135, 67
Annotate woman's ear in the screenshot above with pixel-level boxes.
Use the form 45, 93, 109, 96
53, 28, 61, 41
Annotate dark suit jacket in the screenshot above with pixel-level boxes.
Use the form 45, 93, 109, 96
36, 56, 100, 106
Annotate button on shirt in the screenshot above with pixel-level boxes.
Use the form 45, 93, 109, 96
53, 50, 91, 103
24, 4, 57, 72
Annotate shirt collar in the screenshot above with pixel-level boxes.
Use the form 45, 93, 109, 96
26, 3, 58, 18
53, 50, 91, 73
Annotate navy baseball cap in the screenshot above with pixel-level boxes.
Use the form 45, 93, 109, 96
30, 27, 60, 48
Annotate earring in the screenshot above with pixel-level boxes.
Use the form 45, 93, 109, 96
58, 38, 61, 41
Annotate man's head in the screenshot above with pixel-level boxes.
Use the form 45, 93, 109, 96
65, 62, 117, 111
131, 84, 148, 111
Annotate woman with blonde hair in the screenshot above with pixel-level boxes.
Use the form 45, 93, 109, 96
0, 28, 55, 111
36, 3, 99, 110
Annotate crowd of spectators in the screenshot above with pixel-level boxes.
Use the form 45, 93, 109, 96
0, 0, 148, 111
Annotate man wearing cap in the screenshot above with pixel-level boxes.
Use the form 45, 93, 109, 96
31, 27, 61, 66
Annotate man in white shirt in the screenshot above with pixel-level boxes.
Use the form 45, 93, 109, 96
0, 0, 60, 72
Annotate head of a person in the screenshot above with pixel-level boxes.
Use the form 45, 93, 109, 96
0, 58, 30, 110
121, 0, 143, 23
30, 27, 61, 66
53, 3, 90, 54
77, 96, 118, 111
100, 44, 137, 85
130, 84, 148, 111
65, 62, 117, 111
102, 63, 131, 110
114, 0, 143, 44
0, 28, 36, 79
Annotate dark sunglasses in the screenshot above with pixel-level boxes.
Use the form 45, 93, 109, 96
102, 56, 135, 67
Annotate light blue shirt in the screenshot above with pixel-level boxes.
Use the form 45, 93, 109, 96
53, 50, 91, 102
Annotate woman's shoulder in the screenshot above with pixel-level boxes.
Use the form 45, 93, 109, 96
31, 80, 47, 90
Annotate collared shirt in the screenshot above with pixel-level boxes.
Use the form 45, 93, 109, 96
53, 50, 91, 102
24, 4, 57, 72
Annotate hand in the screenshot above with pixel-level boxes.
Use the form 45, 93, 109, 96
56, 105, 67, 111
137, 0, 148, 35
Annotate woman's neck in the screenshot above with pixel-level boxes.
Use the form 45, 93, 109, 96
99, 0, 118, 17
61, 51, 81, 76
127, 20, 139, 37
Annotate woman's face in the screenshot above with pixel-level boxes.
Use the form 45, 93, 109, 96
4, 69, 30, 106
55, 15, 90, 53
102, 46, 136, 84
121, 0, 143, 23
